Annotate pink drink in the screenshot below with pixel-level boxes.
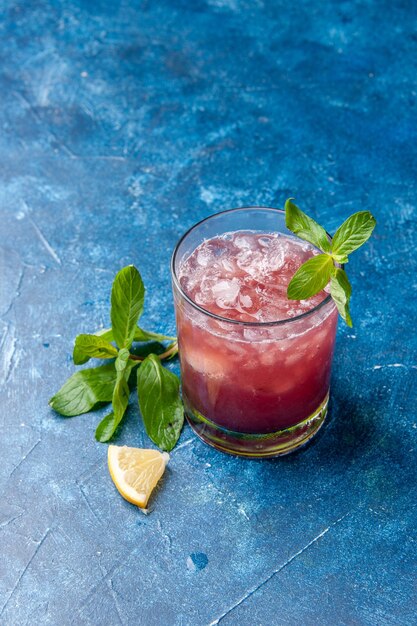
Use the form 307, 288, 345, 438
171, 209, 338, 456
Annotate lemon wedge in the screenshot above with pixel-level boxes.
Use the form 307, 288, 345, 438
108, 445, 169, 509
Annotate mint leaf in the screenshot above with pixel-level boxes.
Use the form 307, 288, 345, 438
137, 354, 184, 451
330, 268, 353, 327
111, 350, 131, 429
73, 347, 89, 366
96, 328, 113, 341
285, 199, 331, 253
134, 327, 176, 342
73, 334, 118, 365
331, 211, 376, 258
73, 328, 115, 365
95, 350, 132, 442
287, 254, 333, 300
95, 411, 118, 442
111, 376, 129, 427
49, 364, 117, 416
111, 266, 145, 349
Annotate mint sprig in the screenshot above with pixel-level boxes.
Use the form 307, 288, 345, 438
285, 199, 376, 326
49, 265, 182, 450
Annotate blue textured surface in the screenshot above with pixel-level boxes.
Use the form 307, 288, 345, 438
1, 1, 416, 625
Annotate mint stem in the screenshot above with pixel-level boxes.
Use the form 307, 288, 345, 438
128, 341, 178, 362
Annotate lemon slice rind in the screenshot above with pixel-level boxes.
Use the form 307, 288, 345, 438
108, 445, 169, 509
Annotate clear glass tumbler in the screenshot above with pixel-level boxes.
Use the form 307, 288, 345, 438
171, 208, 338, 457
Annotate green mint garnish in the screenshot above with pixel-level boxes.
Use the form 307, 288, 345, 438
95, 348, 131, 443
137, 354, 184, 452
331, 211, 377, 260
285, 198, 332, 254
285, 199, 376, 326
287, 254, 334, 300
49, 265, 182, 450
110, 265, 145, 349
73, 333, 119, 364
49, 363, 117, 416
330, 268, 352, 327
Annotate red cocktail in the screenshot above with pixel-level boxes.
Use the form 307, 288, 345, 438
171, 208, 338, 457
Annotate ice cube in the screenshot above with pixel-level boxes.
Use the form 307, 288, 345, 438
243, 327, 264, 342
212, 278, 240, 308
258, 304, 283, 322
185, 345, 231, 376
239, 293, 253, 308
197, 248, 212, 267
179, 276, 190, 291
236, 248, 253, 267
234, 234, 257, 249
225, 340, 248, 358
194, 292, 207, 306
237, 250, 265, 280
265, 239, 285, 272
220, 257, 236, 273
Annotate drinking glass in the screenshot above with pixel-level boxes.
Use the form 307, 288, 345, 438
171, 208, 338, 457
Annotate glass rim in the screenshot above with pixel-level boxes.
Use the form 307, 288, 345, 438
170, 206, 335, 327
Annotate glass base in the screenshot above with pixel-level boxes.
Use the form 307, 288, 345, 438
185, 392, 329, 458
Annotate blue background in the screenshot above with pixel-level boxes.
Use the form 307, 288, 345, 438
1, 1, 416, 624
